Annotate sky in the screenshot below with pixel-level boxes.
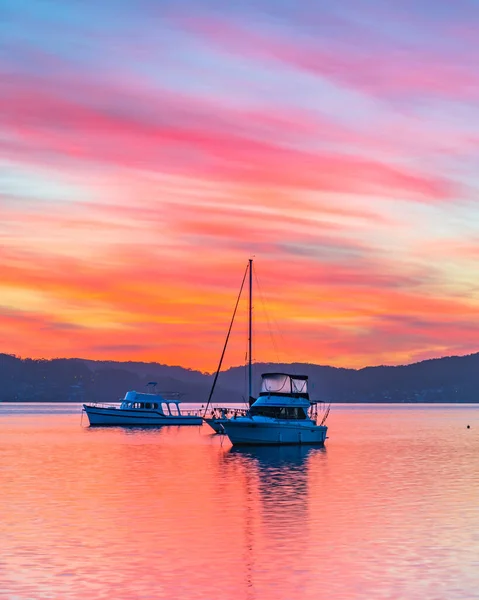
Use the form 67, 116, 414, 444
2, 0, 479, 372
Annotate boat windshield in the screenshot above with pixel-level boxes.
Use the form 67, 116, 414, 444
250, 406, 307, 420
260, 374, 308, 395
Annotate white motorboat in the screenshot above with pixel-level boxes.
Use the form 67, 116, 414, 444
82, 386, 203, 427
203, 258, 330, 445
220, 373, 328, 446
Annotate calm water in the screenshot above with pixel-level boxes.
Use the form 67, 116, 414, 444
1, 404, 479, 600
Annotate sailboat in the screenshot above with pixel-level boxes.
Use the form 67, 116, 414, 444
203, 259, 330, 445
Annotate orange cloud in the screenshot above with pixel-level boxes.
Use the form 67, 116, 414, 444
1, 21, 478, 371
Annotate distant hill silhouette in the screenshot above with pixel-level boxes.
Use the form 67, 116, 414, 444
1, 352, 479, 403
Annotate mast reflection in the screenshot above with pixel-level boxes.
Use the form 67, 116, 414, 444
221, 445, 327, 599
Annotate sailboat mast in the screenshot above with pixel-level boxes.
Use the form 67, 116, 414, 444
248, 258, 253, 400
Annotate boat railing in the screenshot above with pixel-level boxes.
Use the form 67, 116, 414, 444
180, 409, 203, 417
309, 400, 330, 425
83, 402, 119, 409
205, 407, 249, 419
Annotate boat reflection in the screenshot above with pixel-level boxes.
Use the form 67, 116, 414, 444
217, 443, 328, 599
226, 443, 326, 468
224, 444, 327, 530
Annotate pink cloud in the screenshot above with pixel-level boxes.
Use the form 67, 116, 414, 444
1, 75, 456, 201
1, 38, 478, 370
184, 17, 479, 101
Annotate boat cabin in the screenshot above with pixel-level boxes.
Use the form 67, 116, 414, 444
248, 373, 312, 420
120, 391, 183, 416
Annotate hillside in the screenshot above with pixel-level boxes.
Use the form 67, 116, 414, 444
1, 352, 478, 403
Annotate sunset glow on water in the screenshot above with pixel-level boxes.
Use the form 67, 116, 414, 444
1, 404, 479, 599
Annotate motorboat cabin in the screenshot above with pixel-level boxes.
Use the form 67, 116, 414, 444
120, 391, 184, 415
250, 373, 311, 419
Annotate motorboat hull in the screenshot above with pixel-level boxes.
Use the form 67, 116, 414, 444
221, 419, 328, 446
83, 405, 203, 427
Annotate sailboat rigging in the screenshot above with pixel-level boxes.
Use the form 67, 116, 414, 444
203, 262, 249, 418
203, 259, 330, 445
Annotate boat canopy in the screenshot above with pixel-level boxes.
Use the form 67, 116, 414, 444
123, 390, 180, 403
260, 373, 308, 396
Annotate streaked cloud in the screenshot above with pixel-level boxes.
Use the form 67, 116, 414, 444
1, 0, 479, 370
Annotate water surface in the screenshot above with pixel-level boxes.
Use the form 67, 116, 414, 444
1, 404, 479, 599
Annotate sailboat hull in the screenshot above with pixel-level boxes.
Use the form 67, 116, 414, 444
221, 419, 328, 446
203, 417, 227, 433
